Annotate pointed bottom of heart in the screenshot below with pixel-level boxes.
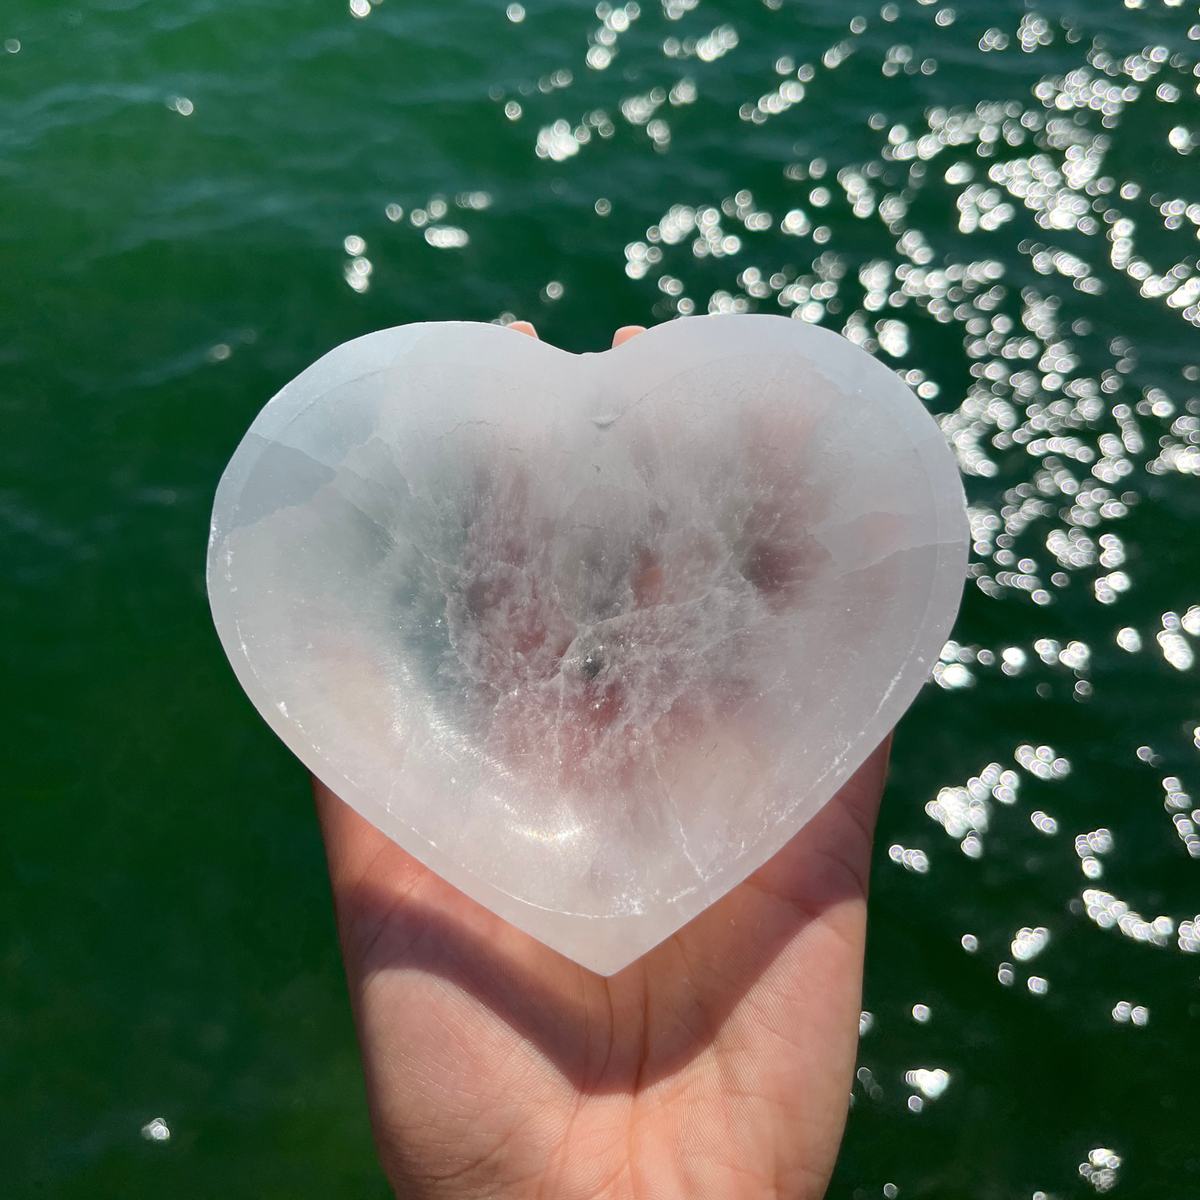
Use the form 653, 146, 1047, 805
325, 745, 864, 977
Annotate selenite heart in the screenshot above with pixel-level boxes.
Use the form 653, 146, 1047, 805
207, 316, 968, 974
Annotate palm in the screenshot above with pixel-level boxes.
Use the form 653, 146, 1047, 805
313, 321, 886, 1198
314, 738, 887, 1200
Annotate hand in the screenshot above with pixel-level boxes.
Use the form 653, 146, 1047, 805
313, 322, 890, 1200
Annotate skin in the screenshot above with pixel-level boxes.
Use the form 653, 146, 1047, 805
313, 322, 890, 1200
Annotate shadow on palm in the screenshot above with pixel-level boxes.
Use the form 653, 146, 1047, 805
314, 737, 885, 1093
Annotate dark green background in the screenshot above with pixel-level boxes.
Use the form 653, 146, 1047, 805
3, 0, 1199, 1195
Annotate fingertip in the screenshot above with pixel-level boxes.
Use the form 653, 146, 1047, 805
507, 320, 539, 339
612, 325, 647, 348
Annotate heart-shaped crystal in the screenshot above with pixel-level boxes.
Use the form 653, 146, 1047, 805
208, 316, 967, 973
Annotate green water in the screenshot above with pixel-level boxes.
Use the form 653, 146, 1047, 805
3, 0, 1200, 1194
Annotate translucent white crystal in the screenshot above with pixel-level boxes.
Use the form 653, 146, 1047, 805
208, 316, 967, 973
